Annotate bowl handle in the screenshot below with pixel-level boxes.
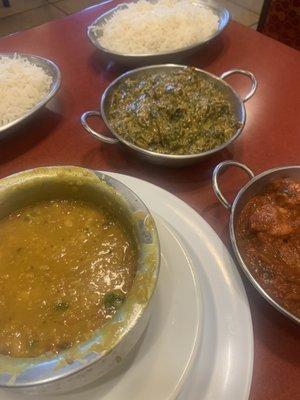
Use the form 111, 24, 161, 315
81, 111, 119, 144
212, 160, 254, 210
220, 69, 257, 102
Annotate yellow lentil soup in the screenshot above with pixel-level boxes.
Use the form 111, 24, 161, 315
0, 199, 137, 358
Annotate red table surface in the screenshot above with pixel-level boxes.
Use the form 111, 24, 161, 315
0, 1, 299, 398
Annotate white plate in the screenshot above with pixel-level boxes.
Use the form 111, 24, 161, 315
110, 173, 253, 400
1, 173, 253, 400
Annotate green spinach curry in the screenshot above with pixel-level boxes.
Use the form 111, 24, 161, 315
107, 68, 241, 155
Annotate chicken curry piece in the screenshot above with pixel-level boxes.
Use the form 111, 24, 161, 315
236, 178, 300, 318
0, 200, 137, 358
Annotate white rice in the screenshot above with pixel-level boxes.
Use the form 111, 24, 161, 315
0, 55, 52, 128
97, 0, 219, 54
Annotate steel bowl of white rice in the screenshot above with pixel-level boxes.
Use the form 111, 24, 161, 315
0, 53, 61, 138
87, 0, 230, 66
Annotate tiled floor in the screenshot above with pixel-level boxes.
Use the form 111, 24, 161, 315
0, 0, 263, 38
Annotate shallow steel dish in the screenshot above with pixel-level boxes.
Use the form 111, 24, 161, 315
0, 53, 61, 139
0, 166, 160, 393
87, 0, 230, 66
212, 160, 300, 324
81, 64, 257, 167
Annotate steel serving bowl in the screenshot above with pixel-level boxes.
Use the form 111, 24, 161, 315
212, 160, 300, 324
87, 0, 231, 66
0, 53, 61, 139
0, 166, 160, 393
81, 64, 257, 167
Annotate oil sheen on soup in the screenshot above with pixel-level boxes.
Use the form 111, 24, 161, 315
0, 200, 137, 357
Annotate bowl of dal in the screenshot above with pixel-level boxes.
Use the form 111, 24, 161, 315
0, 166, 160, 393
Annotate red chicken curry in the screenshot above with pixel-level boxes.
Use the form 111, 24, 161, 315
236, 177, 300, 318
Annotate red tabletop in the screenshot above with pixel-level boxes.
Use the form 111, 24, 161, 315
0, 1, 299, 398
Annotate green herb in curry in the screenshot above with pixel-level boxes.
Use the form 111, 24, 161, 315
107, 68, 241, 155
104, 291, 126, 312
54, 301, 70, 312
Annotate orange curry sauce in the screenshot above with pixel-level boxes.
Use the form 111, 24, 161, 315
236, 178, 300, 318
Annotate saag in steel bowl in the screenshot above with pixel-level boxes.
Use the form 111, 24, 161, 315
81, 64, 257, 167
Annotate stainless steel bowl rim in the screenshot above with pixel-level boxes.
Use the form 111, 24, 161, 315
213, 161, 300, 325
87, 1, 231, 58
0, 53, 61, 134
